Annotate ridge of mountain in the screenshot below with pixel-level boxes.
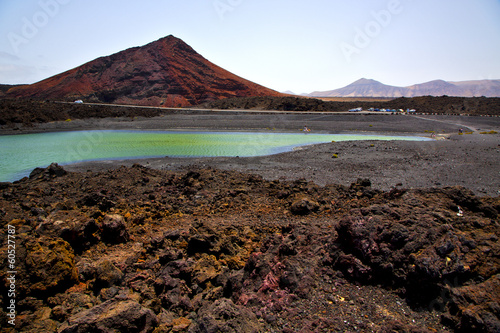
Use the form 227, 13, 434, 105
6, 35, 283, 107
309, 78, 500, 98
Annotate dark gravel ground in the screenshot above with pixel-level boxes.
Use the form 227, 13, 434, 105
2, 111, 495, 134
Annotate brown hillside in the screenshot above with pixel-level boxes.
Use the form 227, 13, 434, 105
6, 35, 283, 107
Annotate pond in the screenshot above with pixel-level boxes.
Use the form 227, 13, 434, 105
0, 130, 431, 182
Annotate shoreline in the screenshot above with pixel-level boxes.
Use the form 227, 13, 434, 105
64, 134, 499, 197
3, 112, 496, 196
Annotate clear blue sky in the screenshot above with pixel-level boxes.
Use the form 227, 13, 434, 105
1, 0, 499, 94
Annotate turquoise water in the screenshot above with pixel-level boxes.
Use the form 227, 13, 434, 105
0, 130, 430, 182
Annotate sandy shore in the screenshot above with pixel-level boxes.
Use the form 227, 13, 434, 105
17, 112, 493, 197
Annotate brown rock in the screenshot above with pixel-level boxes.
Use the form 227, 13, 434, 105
171, 317, 191, 331
101, 214, 129, 244
95, 260, 124, 289
24, 237, 78, 298
59, 298, 157, 333
448, 275, 500, 333
190, 298, 261, 333
29, 163, 67, 180
290, 197, 319, 215
192, 254, 221, 285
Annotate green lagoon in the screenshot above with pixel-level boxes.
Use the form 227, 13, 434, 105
0, 130, 431, 182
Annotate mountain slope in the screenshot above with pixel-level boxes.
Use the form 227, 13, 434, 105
310, 78, 500, 98
310, 78, 406, 98
451, 80, 500, 97
405, 80, 461, 96
6, 35, 283, 107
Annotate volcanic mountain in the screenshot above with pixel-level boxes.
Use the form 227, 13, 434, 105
309, 78, 500, 98
6, 35, 283, 107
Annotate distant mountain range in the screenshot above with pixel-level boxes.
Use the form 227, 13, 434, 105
308, 78, 500, 98
5, 35, 283, 107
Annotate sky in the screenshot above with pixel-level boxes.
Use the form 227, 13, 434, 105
0, 0, 499, 94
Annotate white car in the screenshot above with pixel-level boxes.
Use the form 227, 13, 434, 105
74, 100, 84, 104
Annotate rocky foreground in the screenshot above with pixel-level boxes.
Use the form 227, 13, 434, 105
0, 164, 499, 332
